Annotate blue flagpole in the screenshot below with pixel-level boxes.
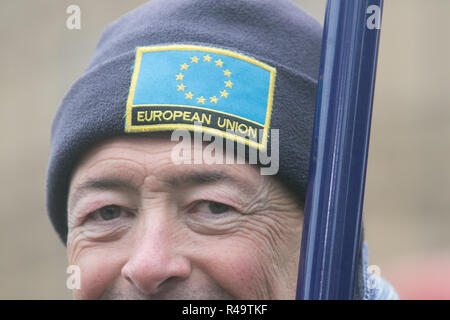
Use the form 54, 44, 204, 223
296, 0, 384, 299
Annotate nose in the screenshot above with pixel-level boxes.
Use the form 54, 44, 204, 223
121, 218, 192, 296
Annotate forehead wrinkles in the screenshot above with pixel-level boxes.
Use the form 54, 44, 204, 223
71, 135, 265, 186
68, 139, 266, 212
70, 138, 177, 187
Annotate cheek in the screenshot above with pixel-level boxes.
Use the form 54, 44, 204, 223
68, 242, 127, 300
193, 216, 303, 299
193, 237, 274, 299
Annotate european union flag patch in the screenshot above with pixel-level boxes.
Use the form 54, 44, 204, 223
125, 44, 276, 150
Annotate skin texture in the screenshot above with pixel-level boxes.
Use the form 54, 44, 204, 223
66, 135, 303, 299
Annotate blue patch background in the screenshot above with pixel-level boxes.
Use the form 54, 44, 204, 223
132, 49, 272, 125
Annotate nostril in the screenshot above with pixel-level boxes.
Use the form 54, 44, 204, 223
155, 276, 186, 292
121, 264, 135, 286
123, 272, 133, 286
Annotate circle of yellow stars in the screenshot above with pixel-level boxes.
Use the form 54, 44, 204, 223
175, 54, 234, 105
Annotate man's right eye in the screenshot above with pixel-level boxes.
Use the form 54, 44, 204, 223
87, 205, 130, 222
97, 205, 123, 220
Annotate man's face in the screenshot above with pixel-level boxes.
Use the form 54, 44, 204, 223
67, 135, 303, 299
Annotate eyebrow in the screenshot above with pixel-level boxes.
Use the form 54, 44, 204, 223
68, 177, 138, 214
68, 169, 255, 213
166, 170, 255, 197
167, 171, 232, 187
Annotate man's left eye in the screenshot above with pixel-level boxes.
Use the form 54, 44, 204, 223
190, 200, 234, 215
207, 201, 231, 214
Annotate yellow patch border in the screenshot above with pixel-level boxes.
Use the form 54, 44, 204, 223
125, 44, 277, 151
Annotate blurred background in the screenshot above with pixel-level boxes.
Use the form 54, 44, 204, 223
0, 0, 449, 299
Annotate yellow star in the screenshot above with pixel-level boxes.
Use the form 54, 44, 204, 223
224, 80, 234, 88
190, 56, 199, 63
220, 90, 229, 98
185, 91, 194, 99
196, 96, 206, 104
177, 83, 186, 91
215, 59, 224, 67
203, 54, 212, 62
176, 73, 184, 81
223, 69, 232, 77
209, 96, 218, 104
180, 63, 190, 70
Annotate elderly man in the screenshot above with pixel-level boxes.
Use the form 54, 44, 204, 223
47, 0, 396, 299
